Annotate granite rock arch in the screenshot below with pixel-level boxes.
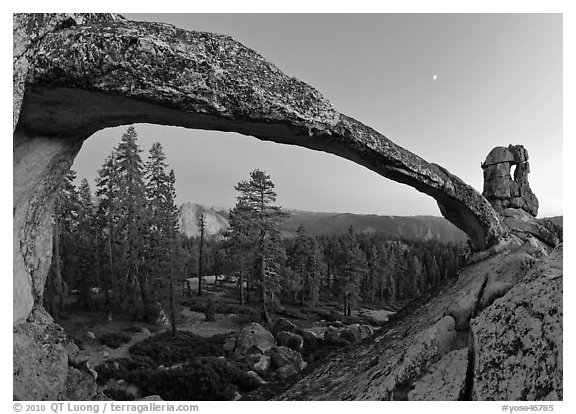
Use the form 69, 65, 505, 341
13, 13, 506, 327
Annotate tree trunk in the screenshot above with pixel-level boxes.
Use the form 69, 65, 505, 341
53, 213, 64, 311
94, 238, 101, 292
198, 218, 205, 297
261, 286, 271, 325
169, 280, 176, 336
169, 237, 177, 336
239, 257, 245, 306
300, 269, 305, 307
108, 222, 118, 311
135, 266, 151, 322
326, 262, 332, 298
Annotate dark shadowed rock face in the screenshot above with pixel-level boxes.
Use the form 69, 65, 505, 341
13, 13, 561, 401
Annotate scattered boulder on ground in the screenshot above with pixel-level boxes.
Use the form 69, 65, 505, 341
245, 370, 267, 386
296, 328, 320, 350
253, 354, 271, 373
272, 318, 297, 335
276, 331, 304, 352
235, 323, 276, 356
340, 324, 362, 343
137, 395, 163, 401
85, 331, 96, 340
223, 337, 237, 353
324, 328, 350, 347
358, 325, 374, 340
266, 346, 307, 372
65, 366, 97, 400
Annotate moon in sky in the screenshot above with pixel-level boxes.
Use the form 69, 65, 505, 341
433, 74, 438, 80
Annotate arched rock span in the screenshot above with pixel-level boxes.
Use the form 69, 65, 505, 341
14, 13, 505, 325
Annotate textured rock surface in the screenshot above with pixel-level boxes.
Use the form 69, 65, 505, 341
272, 318, 297, 335
408, 348, 469, 401
178, 202, 229, 238
13, 309, 71, 400
235, 323, 276, 356
253, 354, 272, 373
500, 208, 561, 248
277, 241, 562, 401
482, 145, 539, 216
266, 346, 307, 371
471, 245, 563, 400
276, 331, 304, 352
65, 367, 97, 400
447, 239, 544, 330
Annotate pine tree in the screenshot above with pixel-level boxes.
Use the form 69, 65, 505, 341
76, 178, 96, 308
228, 169, 288, 323
225, 207, 254, 305
288, 224, 310, 304
115, 126, 150, 320
307, 238, 325, 306
405, 255, 422, 298
52, 169, 80, 313
197, 212, 206, 297
96, 151, 120, 312
143, 142, 171, 304
340, 227, 367, 316
166, 169, 180, 335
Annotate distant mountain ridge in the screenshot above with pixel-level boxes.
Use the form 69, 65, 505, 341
280, 209, 468, 243
178, 202, 470, 243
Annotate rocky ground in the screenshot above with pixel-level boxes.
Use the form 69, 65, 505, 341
51, 280, 394, 401
277, 240, 562, 401
16, 236, 562, 401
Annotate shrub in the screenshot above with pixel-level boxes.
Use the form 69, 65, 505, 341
103, 387, 135, 401
233, 310, 260, 326
205, 297, 216, 322
276, 308, 304, 320
126, 357, 260, 401
124, 326, 143, 333
99, 332, 132, 349
129, 331, 229, 367
95, 355, 155, 384
340, 329, 360, 344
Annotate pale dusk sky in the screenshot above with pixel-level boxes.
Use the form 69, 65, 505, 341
72, 13, 563, 217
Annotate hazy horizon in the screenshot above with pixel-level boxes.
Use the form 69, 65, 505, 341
72, 13, 563, 217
